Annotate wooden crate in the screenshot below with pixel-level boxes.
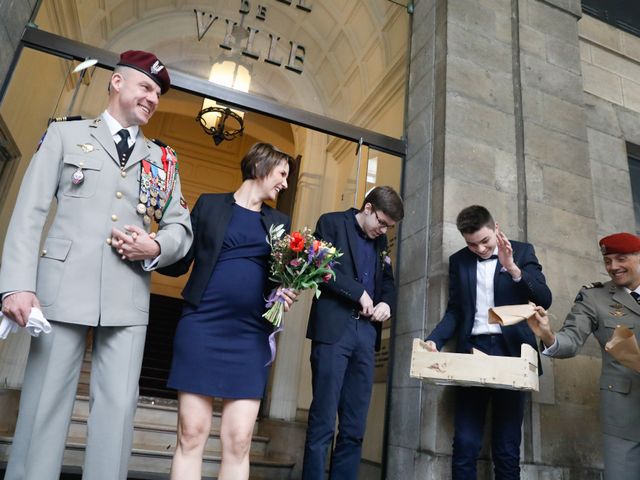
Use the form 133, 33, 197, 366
409, 339, 539, 391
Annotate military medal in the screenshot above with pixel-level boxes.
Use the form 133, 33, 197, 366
138, 145, 178, 225
71, 167, 84, 185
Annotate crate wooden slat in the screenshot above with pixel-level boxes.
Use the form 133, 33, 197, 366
410, 339, 539, 391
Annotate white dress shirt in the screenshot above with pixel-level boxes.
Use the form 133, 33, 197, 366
471, 248, 503, 336
102, 110, 138, 148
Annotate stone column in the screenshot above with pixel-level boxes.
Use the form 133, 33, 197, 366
268, 129, 327, 421
389, 0, 599, 478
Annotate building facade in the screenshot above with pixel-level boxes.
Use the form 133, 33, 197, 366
0, 0, 638, 478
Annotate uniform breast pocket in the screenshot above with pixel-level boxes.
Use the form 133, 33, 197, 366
604, 318, 635, 330
61, 154, 103, 198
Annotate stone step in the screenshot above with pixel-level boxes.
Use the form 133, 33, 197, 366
67, 417, 269, 456
71, 396, 257, 435
0, 437, 295, 480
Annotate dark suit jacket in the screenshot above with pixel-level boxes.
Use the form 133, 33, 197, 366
306, 209, 396, 351
427, 241, 552, 366
158, 192, 290, 307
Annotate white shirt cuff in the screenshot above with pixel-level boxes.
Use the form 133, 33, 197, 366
511, 276, 522, 282
142, 257, 160, 271
542, 338, 559, 356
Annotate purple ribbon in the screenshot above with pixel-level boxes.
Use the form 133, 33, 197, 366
266, 322, 284, 366
264, 288, 287, 366
265, 288, 281, 308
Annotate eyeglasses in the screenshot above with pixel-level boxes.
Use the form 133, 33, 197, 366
373, 208, 392, 229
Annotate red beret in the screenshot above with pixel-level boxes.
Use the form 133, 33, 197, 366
117, 50, 170, 94
599, 232, 640, 255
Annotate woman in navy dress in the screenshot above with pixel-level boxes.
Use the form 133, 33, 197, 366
159, 143, 296, 480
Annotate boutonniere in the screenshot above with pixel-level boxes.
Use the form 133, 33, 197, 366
380, 250, 391, 267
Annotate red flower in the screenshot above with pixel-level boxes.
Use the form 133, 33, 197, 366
313, 239, 321, 253
322, 272, 332, 282
289, 232, 305, 252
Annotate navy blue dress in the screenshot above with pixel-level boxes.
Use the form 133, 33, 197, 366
167, 204, 272, 398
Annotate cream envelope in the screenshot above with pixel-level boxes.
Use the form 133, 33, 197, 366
488, 304, 537, 326
605, 325, 640, 373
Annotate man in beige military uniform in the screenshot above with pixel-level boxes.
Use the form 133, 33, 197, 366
528, 232, 640, 479
0, 50, 193, 480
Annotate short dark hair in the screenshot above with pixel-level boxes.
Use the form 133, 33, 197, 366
456, 205, 495, 234
360, 186, 404, 222
241, 143, 294, 181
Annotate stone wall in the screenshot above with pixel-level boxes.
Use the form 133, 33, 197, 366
0, 0, 38, 99
392, 0, 613, 478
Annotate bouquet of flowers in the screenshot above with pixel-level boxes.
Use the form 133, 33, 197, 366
263, 224, 342, 328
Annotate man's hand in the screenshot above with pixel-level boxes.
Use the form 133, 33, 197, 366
359, 290, 374, 317
371, 302, 391, 322
111, 225, 160, 261
527, 306, 556, 347
2, 291, 41, 327
496, 224, 521, 279
422, 340, 438, 352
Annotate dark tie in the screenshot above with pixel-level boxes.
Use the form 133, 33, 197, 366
115, 129, 131, 168
631, 291, 640, 305
478, 254, 498, 262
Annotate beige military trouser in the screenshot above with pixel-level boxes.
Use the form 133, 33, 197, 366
5, 320, 146, 480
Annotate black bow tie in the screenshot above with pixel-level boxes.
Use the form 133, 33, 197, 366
478, 254, 498, 262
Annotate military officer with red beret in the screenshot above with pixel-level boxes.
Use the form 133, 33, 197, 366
528, 232, 640, 479
0, 50, 192, 480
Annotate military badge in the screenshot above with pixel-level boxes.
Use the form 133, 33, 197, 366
608, 303, 626, 318
78, 143, 96, 153
71, 167, 84, 185
150, 60, 165, 74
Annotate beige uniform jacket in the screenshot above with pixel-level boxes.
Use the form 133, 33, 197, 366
553, 281, 640, 442
0, 117, 193, 326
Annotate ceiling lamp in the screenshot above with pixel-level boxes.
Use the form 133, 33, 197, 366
197, 60, 251, 145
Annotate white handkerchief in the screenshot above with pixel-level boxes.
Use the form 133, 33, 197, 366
0, 308, 52, 340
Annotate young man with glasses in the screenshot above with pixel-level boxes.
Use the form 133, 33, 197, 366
424, 205, 552, 480
302, 186, 404, 480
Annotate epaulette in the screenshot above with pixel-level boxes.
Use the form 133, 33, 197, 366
47, 115, 83, 125
151, 138, 168, 148
582, 282, 604, 289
